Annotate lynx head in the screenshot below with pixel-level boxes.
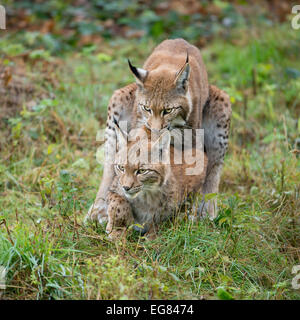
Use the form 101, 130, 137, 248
128, 55, 191, 131
114, 124, 171, 199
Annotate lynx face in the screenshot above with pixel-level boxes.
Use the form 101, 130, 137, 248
128, 59, 191, 131
114, 125, 170, 200
114, 163, 164, 199
136, 91, 189, 131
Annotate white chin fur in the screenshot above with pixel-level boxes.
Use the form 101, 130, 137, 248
124, 190, 141, 199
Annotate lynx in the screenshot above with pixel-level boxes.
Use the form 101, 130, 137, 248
105, 125, 207, 239
86, 39, 231, 223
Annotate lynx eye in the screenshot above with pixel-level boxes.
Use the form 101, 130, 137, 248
116, 165, 125, 172
141, 105, 151, 113
136, 169, 148, 175
162, 108, 173, 115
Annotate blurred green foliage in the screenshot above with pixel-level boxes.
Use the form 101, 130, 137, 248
1, 0, 267, 54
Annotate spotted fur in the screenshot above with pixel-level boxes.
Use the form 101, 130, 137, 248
86, 40, 231, 222
201, 85, 231, 218
105, 128, 207, 238
86, 83, 231, 222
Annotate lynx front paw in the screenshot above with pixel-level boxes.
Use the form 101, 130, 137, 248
106, 228, 127, 240
84, 199, 108, 224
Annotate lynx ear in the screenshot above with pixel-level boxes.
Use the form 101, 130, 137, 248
151, 131, 171, 164
128, 59, 148, 86
174, 53, 190, 93
113, 117, 127, 147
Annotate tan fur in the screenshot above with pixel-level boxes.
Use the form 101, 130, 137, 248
105, 127, 208, 238
85, 84, 137, 222
201, 85, 232, 218
86, 39, 231, 223
132, 39, 208, 130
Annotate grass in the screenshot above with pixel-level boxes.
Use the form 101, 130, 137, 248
0, 22, 300, 300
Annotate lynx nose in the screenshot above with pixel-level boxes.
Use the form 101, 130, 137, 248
123, 186, 131, 192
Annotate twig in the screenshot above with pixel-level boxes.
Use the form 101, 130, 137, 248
0, 219, 14, 245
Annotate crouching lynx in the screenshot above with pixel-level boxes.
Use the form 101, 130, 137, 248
105, 125, 208, 238
86, 38, 231, 223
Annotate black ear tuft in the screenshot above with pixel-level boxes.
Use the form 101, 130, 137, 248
128, 59, 148, 84
174, 55, 190, 93
128, 59, 140, 80
113, 116, 119, 127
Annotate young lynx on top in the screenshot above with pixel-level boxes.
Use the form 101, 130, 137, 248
86, 39, 231, 223
105, 125, 208, 239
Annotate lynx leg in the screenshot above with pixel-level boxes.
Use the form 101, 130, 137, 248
201, 85, 231, 219
85, 163, 114, 223
200, 163, 223, 219
85, 84, 137, 222
106, 192, 134, 239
